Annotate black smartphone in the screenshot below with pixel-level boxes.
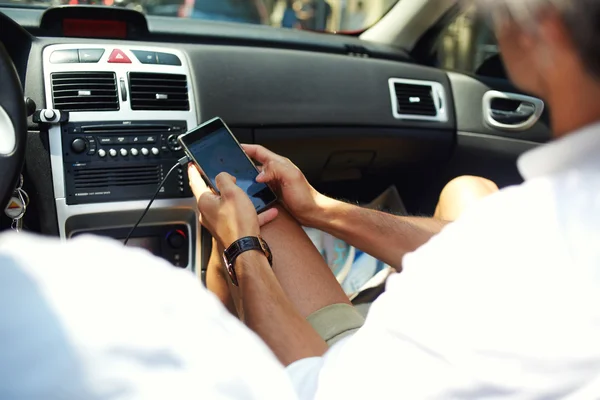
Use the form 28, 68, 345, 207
178, 117, 277, 214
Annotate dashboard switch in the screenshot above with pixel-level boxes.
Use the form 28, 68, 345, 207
109, 149, 117, 157
78, 49, 105, 63
108, 49, 132, 64
132, 50, 157, 64
156, 52, 182, 66
120, 148, 128, 157
151, 147, 160, 155
98, 149, 107, 158
130, 148, 139, 156
50, 50, 79, 64
141, 148, 149, 156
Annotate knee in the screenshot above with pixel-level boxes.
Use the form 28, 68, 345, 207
436, 175, 499, 221
443, 175, 498, 198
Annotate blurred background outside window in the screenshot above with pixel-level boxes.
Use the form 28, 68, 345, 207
13, 0, 399, 33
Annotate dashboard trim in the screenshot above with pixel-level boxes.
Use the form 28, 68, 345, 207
42, 43, 200, 270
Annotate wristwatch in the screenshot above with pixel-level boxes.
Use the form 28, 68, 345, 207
223, 236, 273, 286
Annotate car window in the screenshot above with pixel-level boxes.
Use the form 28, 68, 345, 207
2, 0, 397, 34
437, 11, 503, 78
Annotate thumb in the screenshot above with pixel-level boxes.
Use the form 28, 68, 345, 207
256, 161, 278, 184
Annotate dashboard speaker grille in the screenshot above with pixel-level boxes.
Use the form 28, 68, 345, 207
51, 72, 119, 112
72, 165, 161, 190
392, 82, 437, 117
128, 72, 190, 111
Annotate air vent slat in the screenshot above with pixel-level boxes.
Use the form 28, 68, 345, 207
52, 72, 119, 112
129, 72, 190, 111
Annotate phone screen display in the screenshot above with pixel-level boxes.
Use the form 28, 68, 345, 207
181, 121, 276, 213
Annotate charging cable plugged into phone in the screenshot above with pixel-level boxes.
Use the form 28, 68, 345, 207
124, 116, 278, 247
123, 155, 190, 245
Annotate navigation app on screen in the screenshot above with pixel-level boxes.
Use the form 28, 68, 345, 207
188, 128, 274, 210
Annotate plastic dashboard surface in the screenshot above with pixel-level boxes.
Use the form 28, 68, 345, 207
21, 38, 456, 134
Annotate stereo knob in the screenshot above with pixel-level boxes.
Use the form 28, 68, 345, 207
70, 138, 87, 154
167, 134, 182, 151
130, 148, 139, 156
141, 148, 149, 156
98, 149, 107, 158
167, 230, 186, 249
109, 149, 117, 157
120, 148, 128, 157
151, 147, 160, 155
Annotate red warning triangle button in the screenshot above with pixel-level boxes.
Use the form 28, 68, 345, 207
108, 49, 131, 63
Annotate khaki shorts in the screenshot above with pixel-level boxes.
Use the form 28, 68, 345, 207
307, 303, 365, 346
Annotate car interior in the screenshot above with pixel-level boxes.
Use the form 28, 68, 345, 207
0, 0, 552, 290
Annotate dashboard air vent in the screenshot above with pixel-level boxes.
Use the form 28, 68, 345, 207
129, 72, 189, 111
73, 165, 161, 190
51, 72, 119, 112
388, 78, 447, 122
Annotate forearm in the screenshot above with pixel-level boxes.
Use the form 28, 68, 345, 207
309, 197, 449, 270
235, 251, 328, 366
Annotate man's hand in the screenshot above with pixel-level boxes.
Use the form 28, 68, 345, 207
188, 165, 277, 248
242, 144, 329, 226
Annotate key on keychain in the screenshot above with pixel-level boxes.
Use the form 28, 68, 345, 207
4, 175, 29, 232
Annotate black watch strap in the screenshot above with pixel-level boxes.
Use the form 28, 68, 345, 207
223, 236, 273, 286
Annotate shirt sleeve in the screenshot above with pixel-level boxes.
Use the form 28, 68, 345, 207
0, 232, 299, 400
286, 357, 324, 400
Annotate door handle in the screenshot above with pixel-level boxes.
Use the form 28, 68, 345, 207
483, 91, 544, 131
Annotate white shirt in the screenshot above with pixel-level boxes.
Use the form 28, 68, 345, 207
287, 123, 600, 399
0, 233, 298, 399
2, 124, 600, 400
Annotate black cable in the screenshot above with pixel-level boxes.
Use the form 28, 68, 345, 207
123, 156, 190, 245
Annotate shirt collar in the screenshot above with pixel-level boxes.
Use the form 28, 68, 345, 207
518, 121, 600, 181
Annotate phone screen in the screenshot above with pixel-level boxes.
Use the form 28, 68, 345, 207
180, 119, 277, 213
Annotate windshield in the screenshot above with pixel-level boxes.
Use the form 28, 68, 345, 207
2, 0, 397, 33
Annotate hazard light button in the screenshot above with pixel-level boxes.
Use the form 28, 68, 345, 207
108, 49, 131, 63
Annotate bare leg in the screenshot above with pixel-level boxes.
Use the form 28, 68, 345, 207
261, 205, 351, 317
434, 175, 499, 222
205, 206, 349, 319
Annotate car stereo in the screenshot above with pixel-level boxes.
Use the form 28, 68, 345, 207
61, 120, 192, 205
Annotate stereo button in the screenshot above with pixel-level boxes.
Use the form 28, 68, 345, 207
109, 149, 117, 157
130, 148, 139, 156
120, 148, 128, 157
151, 147, 160, 155
141, 148, 149, 156
98, 149, 107, 158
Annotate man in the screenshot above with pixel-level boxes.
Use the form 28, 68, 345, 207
1, 0, 599, 398
191, 0, 600, 397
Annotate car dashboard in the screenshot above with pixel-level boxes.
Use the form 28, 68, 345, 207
2, 6, 548, 275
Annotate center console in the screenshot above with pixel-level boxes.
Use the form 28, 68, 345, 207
44, 44, 200, 270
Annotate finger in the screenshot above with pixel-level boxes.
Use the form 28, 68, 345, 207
241, 144, 282, 165
258, 207, 279, 227
188, 164, 211, 199
256, 160, 288, 184
215, 172, 241, 198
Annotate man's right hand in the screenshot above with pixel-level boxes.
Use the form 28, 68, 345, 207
242, 144, 329, 227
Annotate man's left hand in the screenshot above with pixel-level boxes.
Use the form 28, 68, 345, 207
188, 164, 278, 248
